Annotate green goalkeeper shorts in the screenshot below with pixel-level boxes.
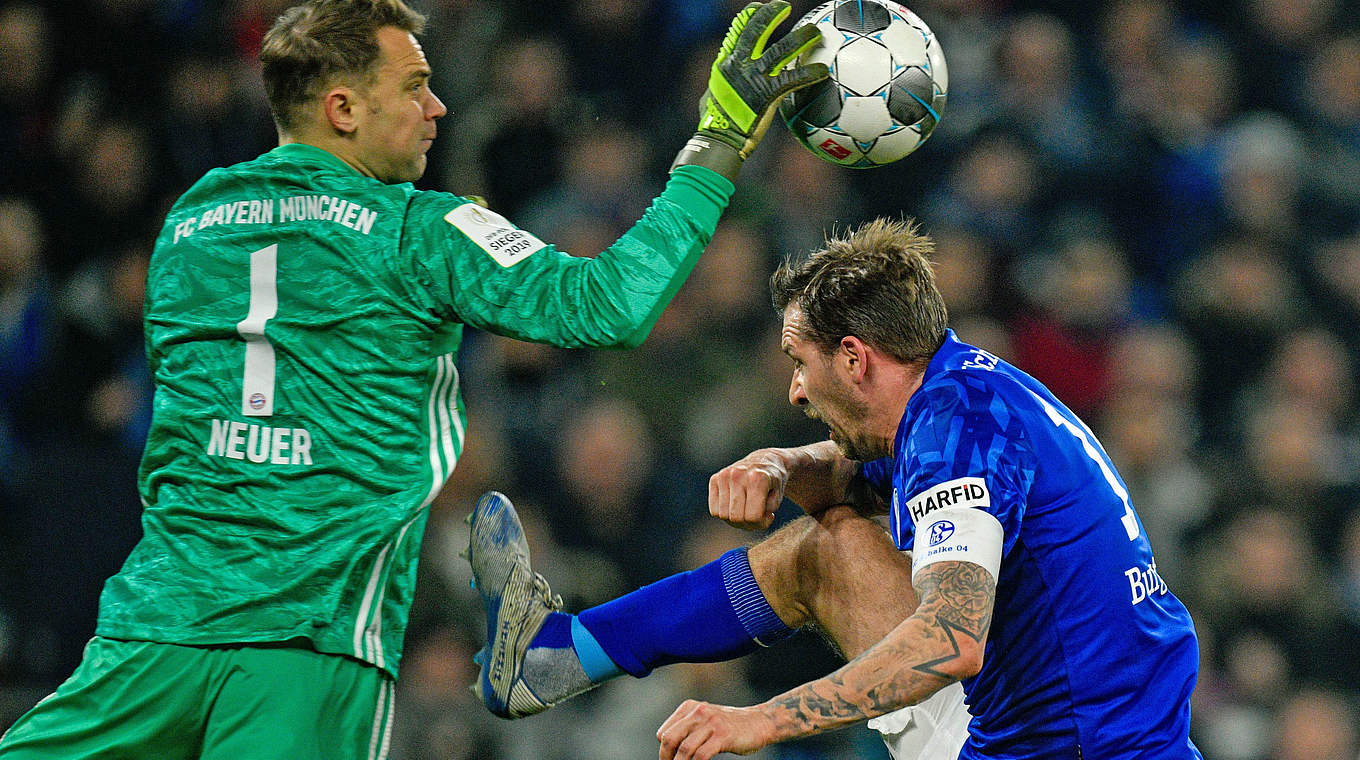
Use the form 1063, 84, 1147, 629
0, 637, 396, 760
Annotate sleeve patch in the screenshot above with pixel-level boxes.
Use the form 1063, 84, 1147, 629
905, 476, 990, 525
912, 506, 1004, 582
443, 203, 546, 268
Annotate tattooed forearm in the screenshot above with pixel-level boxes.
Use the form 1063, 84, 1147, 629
757, 560, 996, 742
910, 560, 995, 677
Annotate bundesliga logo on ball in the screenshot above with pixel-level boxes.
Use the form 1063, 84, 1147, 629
779, 0, 948, 168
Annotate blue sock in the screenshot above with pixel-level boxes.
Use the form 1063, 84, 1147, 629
531, 610, 573, 649
575, 547, 794, 678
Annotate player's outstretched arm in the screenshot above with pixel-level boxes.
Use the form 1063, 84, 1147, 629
432, 4, 824, 351
671, 1, 829, 181
709, 441, 881, 530
655, 558, 995, 760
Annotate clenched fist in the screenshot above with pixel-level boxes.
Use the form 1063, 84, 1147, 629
708, 448, 792, 530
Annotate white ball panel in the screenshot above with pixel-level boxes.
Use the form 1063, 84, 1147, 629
838, 96, 894, 143
805, 19, 841, 67
878, 19, 928, 69
834, 37, 894, 95
865, 127, 926, 164
926, 36, 949, 93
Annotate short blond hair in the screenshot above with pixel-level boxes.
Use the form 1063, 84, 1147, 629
771, 218, 947, 364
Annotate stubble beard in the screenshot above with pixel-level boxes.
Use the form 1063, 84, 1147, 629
808, 404, 882, 462
831, 428, 883, 462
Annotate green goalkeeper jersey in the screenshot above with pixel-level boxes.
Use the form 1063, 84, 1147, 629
95, 143, 732, 678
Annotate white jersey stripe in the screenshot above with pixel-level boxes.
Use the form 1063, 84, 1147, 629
1028, 388, 1140, 540
378, 678, 397, 760
368, 679, 395, 760
352, 354, 451, 663
353, 543, 391, 661
366, 614, 383, 670
416, 354, 453, 511
355, 354, 460, 666
448, 361, 465, 460
424, 355, 450, 504
367, 516, 417, 670
436, 356, 457, 473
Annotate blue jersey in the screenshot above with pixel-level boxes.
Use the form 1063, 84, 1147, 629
863, 331, 1201, 759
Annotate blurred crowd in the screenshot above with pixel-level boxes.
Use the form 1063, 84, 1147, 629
2, 0, 1359, 758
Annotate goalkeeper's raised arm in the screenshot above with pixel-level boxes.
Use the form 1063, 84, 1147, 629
399, 0, 828, 351
672, 1, 829, 181
431, 0, 829, 349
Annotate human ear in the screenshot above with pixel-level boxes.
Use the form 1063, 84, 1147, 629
323, 87, 360, 134
839, 336, 869, 382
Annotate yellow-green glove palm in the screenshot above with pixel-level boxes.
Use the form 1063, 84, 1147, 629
673, 1, 829, 180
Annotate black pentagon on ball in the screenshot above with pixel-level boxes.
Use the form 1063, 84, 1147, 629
833, 0, 892, 35
779, 78, 843, 129
887, 67, 935, 125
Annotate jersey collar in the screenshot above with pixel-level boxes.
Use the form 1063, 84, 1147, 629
892, 328, 968, 448
922, 328, 968, 385
269, 143, 362, 175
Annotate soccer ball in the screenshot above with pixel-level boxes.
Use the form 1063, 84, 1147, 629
779, 0, 948, 168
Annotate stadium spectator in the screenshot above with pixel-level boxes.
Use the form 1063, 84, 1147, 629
435, 35, 581, 219
1271, 687, 1360, 760
156, 56, 276, 190
1129, 36, 1240, 278
0, 199, 52, 466
1009, 223, 1135, 417
1308, 231, 1360, 360
1173, 235, 1306, 442
1297, 33, 1360, 237
993, 13, 1110, 191
519, 122, 659, 246
920, 130, 1045, 255
0, 3, 60, 201
1217, 112, 1309, 248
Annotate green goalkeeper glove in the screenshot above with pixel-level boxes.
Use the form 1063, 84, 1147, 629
672, 1, 829, 180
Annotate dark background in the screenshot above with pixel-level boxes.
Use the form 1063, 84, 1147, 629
2, 0, 1358, 757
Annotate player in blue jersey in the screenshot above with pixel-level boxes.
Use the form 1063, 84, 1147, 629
0, 1, 832, 758
467, 217, 1203, 759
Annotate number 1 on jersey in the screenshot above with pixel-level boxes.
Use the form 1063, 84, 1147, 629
237, 244, 278, 417
1034, 391, 1140, 540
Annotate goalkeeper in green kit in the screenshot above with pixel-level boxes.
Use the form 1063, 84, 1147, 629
0, 1, 826, 758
